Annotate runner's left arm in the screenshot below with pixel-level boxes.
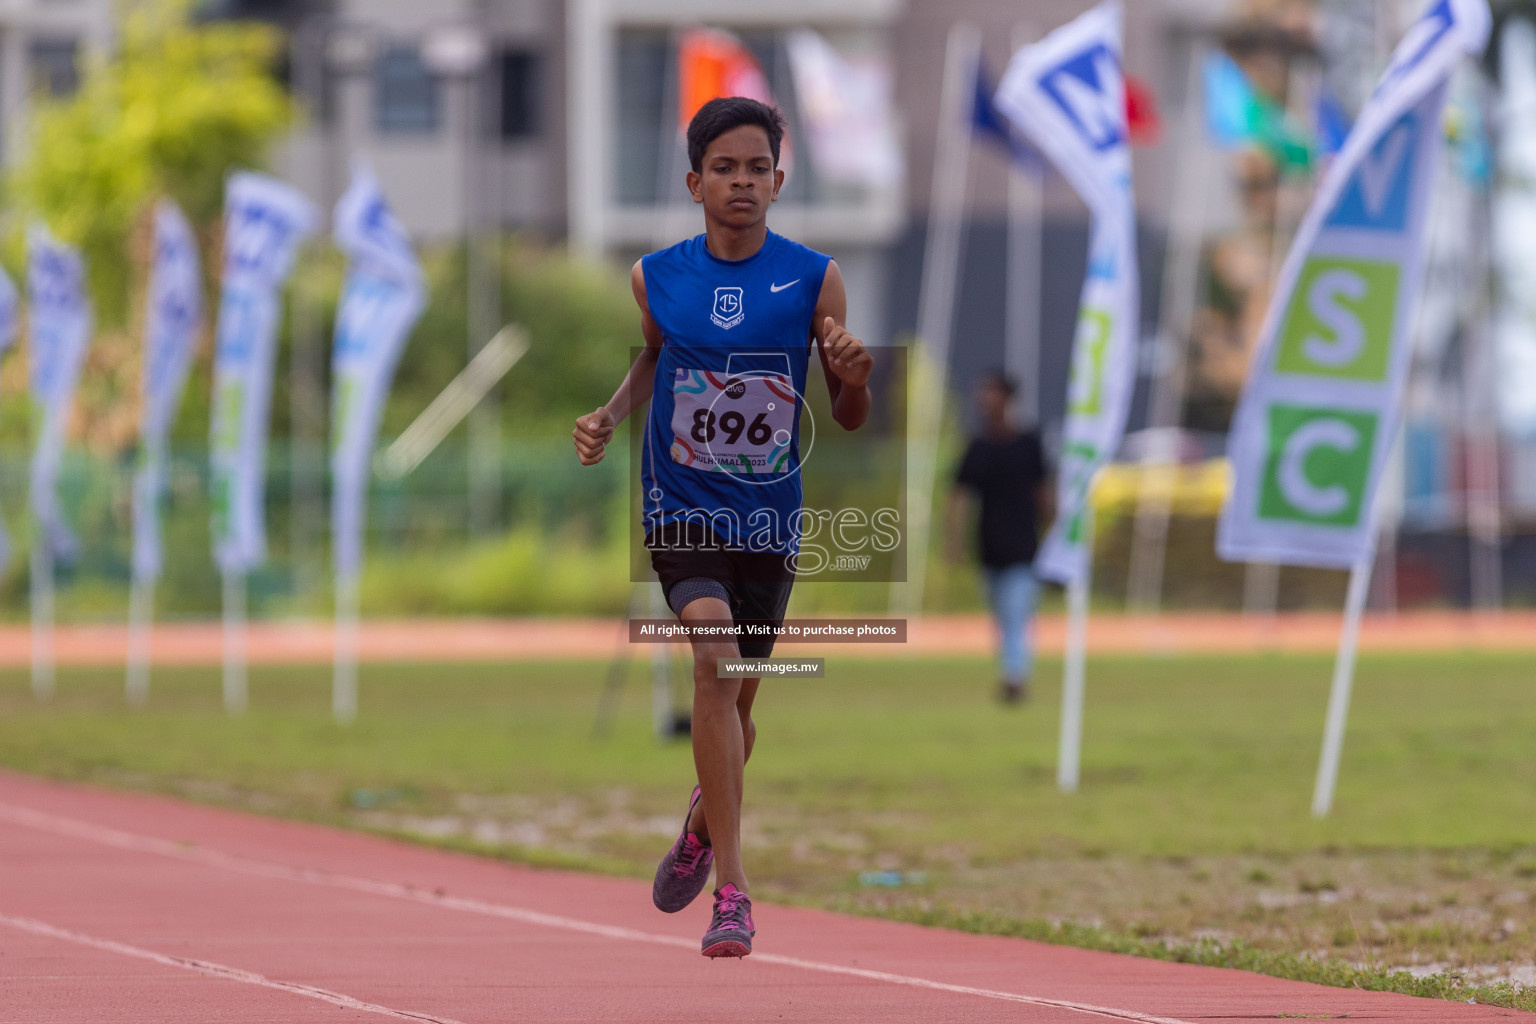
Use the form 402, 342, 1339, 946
814, 261, 873, 431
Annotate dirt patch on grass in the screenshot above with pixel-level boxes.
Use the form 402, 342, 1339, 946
841, 848, 1536, 986
346, 790, 1536, 986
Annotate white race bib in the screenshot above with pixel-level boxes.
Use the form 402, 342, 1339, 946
670, 368, 797, 475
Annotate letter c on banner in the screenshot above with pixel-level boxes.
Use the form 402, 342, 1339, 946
1302, 269, 1367, 368
1279, 417, 1360, 518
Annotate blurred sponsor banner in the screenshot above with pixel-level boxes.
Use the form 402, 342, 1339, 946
995, 0, 1139, 584
330, 164, 425, 580
0, 268, 17, 354
678, 27, 773, 129
972, 59, 1040, 167
1123, 74, 1161, 147
0, 267, 17, 568
1315, 84, 1352, 160
1203, 50, 1314, 170
1493, 16, 1536, 436
1219, 0, 1490, 569
676, 27, 790, 171
784, 29, 901, 189
209, 172, 316, 574
132, 201, 202, 581
27, 225, 92, 563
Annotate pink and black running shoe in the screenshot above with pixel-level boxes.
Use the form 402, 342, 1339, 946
652, 786, 714, 913
701, 883, 754, 958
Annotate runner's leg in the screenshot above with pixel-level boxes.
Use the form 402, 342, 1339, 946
680, 596, 750, 893
687, 678, 758, 842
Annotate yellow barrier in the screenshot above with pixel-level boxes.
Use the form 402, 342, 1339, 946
1092, 458, 1233, 519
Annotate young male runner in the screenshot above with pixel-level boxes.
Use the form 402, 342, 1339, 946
573, 97, 873, 958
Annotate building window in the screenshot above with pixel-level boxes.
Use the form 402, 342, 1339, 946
614, 31, 668, 203
499, 49, 540, 140
375, 46, 439, 133
29, 37, 79, 97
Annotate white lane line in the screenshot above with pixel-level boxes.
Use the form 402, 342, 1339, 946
0, 800, 1194, 1024
0, 911, 468, 1024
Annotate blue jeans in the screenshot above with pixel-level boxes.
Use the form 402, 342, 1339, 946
983, 564, 1038, 683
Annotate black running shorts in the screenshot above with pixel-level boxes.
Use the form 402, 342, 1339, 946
645, 521, 794, 659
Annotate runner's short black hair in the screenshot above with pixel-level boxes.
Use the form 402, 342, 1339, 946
687, 97, 787, 173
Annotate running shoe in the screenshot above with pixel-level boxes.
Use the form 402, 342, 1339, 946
652, 785, 714, 913
701, 883, 754, 958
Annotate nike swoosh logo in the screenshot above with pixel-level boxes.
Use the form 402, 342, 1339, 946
770, 280, 800, 293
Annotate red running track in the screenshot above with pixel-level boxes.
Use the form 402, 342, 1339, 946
0, 771, 1524, 1023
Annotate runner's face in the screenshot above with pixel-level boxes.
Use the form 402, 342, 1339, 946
688, 126, 783, 228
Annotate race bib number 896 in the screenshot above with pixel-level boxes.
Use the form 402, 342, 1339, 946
670, 368, 796, 475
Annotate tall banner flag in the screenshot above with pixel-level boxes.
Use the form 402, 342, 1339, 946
995, 2, 1138, 794
1202, 50, 1314, 170
125, 201, 202, 706
677, 27, 774, 129
784, 30, 901, 189
27, 225, 92, 563
1218, 0, 1491, 570
209, 173, 316, 574
0, 267, 18, 570
132, 201, 202, 582
330, 165, 424, 583
329, 164, 425, 722
1219, 0, 1490, 819
995, 1, 1140, 585
26, 225, 92, 699
677, 28, 791, 171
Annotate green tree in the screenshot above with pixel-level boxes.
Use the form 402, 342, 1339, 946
8, 0, 293, 328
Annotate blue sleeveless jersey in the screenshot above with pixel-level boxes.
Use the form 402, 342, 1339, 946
641, 231, 831, 554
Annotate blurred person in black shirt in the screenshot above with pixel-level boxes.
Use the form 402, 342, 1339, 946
947, 371, 1053, 703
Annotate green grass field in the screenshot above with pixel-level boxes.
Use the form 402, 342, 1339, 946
2, 652, 1533, 1007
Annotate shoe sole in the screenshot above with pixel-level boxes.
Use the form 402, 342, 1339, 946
653, 787, 711, 913
701, 939, 751, 958
652, 845, 714, 913
654, 877, 711, 914
654, 889, 706, 914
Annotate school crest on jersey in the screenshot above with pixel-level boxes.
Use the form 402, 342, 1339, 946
710, 286, 744, 329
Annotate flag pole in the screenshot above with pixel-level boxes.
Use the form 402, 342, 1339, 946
1005, 22, 1042, 426
1126, 44, 1213, 614
653, 27, 684, 249
127, 443, 164, 707
896, 21, 980, 615
333, 570, 359, 723
1057, 501, 1095, 793
647, 31, 683, 738
125, 569, 154, 706
1371, 430, 1405, 613
30, 536, 54, 700
1311, 551, 1373, 817
222, 568, 248, 714
1464, 86, 1502, 611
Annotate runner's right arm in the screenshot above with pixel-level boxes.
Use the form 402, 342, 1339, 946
573, 261, 665, 466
